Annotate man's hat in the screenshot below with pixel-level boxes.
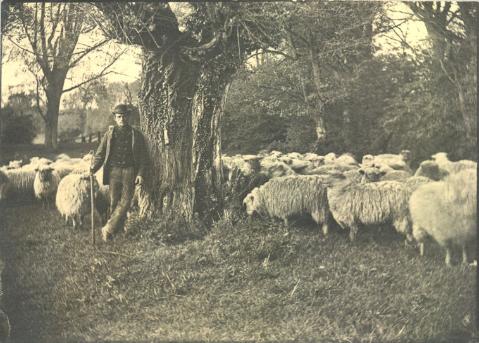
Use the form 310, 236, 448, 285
112, 104, 131, 115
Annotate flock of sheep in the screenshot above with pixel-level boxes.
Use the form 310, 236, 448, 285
0, 154, 108, 229
0, 149, 476, 266
224, 150, 476, 266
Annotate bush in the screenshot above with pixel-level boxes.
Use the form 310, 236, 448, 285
0, 105, 36, 144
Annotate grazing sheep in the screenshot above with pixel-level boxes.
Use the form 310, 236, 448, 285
363, 152, 411, 172
380, 169, 412, 182
409, 169, 477, 265
260, 158, 295, 178
243, 175, 334, 235
8, 160, 23, 169
33, 165, 61, 206
327, 180, 412, 241
431, 152, 476, 175
4, 168, 36, 200
414, 160, 449, 181
55, 153, 71, 161
55, 173, 101, 229
29, 157, 53, 168
323, 153, 337, 164
335, 153, 358, 166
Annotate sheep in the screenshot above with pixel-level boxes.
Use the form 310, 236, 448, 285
323, 153, 337, 164
8, 160, 23, 169
55, 153, 71, 161
409, 169, 477, 265
414, 160, 449, 181
327, 180, 413, 241
243, 174, 334, 235
335, 153, 358, 166
55, 173, 102, 229
380, 169, 412, 182
4, 168, 36, 200
29, 157, 53, 168
33, 165, 61, 206
260, 158, 295, 178
431, 152, 476, 175
363, 151, 412, 172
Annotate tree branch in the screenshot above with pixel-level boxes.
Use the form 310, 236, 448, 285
68, 38, 110, 68
62, 50, 124, 93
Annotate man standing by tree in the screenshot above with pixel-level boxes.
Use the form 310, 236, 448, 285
90, 104, 147, 241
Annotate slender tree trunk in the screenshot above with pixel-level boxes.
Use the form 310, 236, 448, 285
308, 46, 326, 142
138, 50, 231, 222
44, 93, 61, 149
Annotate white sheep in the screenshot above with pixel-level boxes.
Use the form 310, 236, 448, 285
379, 169, 412, 182
409, 169, 477, 265
327, 180, 413, 241
431, 152, 476, 175
55, 173, 101, 229
243, 175, 334, 235
4, 168, 36, 200
8, 160, 23, 169
33, 165, 61, 206
414, 160, 449, 181
260, 157, 295, 178
363, 151, 411, 172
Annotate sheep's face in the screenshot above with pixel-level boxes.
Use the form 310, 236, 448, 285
36, 166, 54, 182
400, 150, 411, 163
243, 188, 260, 216
361, 154, 374, 166
359, 167, 384, 182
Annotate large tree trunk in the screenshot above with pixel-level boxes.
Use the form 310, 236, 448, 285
138, 49, 231, 222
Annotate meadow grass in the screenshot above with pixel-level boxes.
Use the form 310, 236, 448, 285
0, 202, 475, 343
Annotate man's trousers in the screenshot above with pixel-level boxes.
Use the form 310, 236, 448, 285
103, 166, 135, 237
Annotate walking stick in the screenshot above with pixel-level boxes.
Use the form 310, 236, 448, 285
89, 150, 96, 246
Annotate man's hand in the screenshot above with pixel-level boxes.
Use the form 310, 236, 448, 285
135, 175, 143, 185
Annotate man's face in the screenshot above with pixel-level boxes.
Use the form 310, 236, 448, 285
114, 113, 128, 127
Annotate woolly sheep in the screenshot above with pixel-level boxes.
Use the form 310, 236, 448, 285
323, 153, 337, 164
379, 169, 412, 182
55, 173, 101, 229
260, 158, 295, 178
55, 153, 71, 161
327, 180, 413, 241
431, 152, 477, 175
414, 160, 449, 181
8, 160, 23, 169
335, 153, 358, 166
243, 175, 334, 235
409, 169, 477, 265
4, 168, 36, 200
34, 165, 61, 206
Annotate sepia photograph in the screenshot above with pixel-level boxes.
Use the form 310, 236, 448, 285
0, 1, 477, 342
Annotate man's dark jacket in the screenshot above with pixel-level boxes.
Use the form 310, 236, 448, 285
91, 125, 147, 185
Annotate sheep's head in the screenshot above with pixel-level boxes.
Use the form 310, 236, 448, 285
417, 160, 444, 181
361, 154, 374, 166
400, 150, 411, 163
243, 188, 260, 216
359, 166, 385, 182
431, 152, 448, 164
35, 165, 55, 182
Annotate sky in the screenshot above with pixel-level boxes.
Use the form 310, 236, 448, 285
1, 2, 428, 104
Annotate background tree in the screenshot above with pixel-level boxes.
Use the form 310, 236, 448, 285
3, 2, 121, 149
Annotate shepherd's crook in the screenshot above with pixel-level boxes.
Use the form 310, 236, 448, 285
89, 150, 96, 246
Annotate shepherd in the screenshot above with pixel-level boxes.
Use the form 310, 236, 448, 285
90, 104, 148, 242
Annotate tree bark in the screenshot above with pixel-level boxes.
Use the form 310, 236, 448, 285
138, 49, 231, 222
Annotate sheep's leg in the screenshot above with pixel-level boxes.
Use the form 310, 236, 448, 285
321, 223, 329, 237
445, 247, 452, 266
419, 242, 424, 256
283, 218, 289, 227
72, 217, 78, 229
349, 225, 358, 242
462, 245, 468, 265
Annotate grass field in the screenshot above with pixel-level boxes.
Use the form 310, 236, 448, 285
0, 199, 476, 343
